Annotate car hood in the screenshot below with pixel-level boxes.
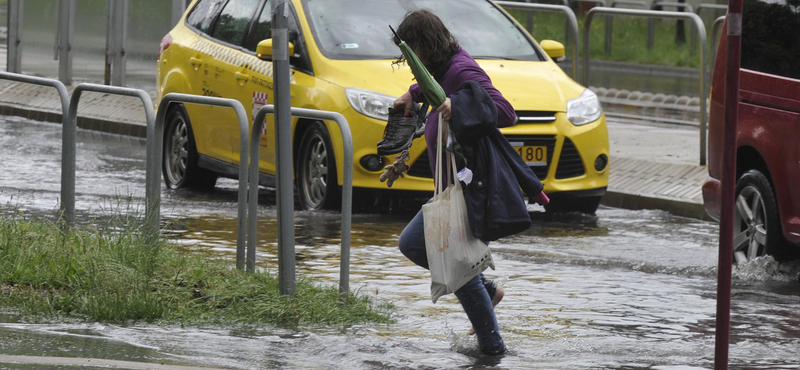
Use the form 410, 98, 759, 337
317, 58, 585, 113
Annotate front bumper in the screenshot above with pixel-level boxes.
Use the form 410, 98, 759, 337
340, 110, 609, 196
702, 177, 721, 221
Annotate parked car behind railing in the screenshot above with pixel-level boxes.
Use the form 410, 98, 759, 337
703, 0, 800, 262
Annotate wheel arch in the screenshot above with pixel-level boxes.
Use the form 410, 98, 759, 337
293, 116, 342, 186
736, 145, 772, 184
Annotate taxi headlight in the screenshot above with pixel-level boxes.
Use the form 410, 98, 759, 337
566, 89, 602, 126
345, 88, 396, 121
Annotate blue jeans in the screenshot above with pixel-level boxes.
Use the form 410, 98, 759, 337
398, 209, 506, 355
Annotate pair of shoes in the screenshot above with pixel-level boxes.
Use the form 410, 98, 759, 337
377, 108, 419, 156
468, 286, 504, 336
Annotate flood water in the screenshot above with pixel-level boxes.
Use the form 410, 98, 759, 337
1, 117, 800, 369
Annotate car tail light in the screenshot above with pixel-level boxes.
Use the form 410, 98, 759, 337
158, 34, 172, 61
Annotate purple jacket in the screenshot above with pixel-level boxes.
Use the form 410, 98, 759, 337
409, 47, 516, 174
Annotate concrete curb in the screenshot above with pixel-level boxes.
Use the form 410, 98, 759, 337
602, 190, 711, 221
0, 103, 147, 138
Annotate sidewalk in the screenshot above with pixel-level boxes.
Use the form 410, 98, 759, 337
0, 81, 711, 220
603, 119, 710, 220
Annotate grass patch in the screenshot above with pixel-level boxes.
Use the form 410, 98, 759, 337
0, 212, 394, 326
508, 8, 720, 68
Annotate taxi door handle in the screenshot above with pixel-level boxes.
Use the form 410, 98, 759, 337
190, 57, 202, 68
235, 71, 249, 81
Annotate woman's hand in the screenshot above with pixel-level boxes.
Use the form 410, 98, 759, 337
437, 98, 452, 122
393, 91, 414, 116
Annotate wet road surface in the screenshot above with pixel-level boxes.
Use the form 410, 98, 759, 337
1, 117, 799, 369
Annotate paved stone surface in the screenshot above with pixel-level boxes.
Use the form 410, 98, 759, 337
0, 80, 153, 137
605, 119, 709, 220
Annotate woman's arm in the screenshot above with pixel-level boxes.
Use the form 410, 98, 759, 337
455, 65, 517, 128
408, 84, 425, 103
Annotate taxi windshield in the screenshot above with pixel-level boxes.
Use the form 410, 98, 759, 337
301, 0, 543, 61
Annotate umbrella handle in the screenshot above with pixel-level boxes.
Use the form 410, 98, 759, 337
389, 25, 402, 45
417, 102, 429, 128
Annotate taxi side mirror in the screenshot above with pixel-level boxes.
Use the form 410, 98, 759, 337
540, 40, 565, 62
256, 39, 295, 61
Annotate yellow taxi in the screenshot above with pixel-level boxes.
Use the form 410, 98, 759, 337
157, 0, 609, 212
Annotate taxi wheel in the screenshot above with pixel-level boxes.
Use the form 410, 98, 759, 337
162, 106, 217, 190
733, 170, 787, 263
296, 122, 339, 210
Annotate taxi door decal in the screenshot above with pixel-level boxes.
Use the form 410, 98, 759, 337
253, 91, 269, 147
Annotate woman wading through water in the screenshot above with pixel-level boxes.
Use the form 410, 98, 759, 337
389, 9, 550, 356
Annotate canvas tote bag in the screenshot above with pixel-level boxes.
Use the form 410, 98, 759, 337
423, 112, 495, 303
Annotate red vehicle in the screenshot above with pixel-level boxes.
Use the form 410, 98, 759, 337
703, 0, 800, 263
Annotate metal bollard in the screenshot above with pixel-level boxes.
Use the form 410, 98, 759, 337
0, 72, 72, 223
68, 83, 155, 232
155, 93, 250, 269
248, 105, 354, 298
583, 8, 707, 165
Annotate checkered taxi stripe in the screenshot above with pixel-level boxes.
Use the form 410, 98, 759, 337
190, 38, 274, 78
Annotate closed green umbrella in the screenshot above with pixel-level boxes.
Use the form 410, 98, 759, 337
390, 26, 446, 109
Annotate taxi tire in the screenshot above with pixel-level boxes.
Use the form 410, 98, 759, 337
162, 106, 217, 190
296, 122, 340, 210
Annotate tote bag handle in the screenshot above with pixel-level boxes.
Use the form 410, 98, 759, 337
434, 112, 455, 195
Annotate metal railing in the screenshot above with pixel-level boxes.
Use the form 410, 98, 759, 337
249, 105, 354, 297
710, 15, 726, 67
606, 0, 650, 54
0, 72, 73, 222
496, 1, 580, 79
571, 0, 607, 7
583, 8, 708, 165
696, 3, 728, 17
527, 0, 569, 6
69, 83, 156, 231
155, 93, 250, 270
647, 2, 695, 52
692, 5, 728, 62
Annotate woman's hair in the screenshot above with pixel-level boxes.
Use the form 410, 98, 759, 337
392, 9, 459, 71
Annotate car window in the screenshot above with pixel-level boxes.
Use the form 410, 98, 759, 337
247, 1, 273, 51
187, 0, 225, 32
246, 1, 302, 51
210, 0, 261, 47
301, 0, 543, 61
741, 0, 800, 80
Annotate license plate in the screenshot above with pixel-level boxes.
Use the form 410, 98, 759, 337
511, 144, 547, 166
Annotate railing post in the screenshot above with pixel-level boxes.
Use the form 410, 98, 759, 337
171, 0, 187, 27
692, 4, 728, 60
606, 1, 650, 55
272, 0, 296, 295
68, 83, 156, 234
583, 8, 706, 165
0, 73, 73, 223
250, 105, 354, 298
56, 0, 74, 85
525, 0, 534, 31
710, 15, 726, 68
155, 93, 250, 268
7, 0, 22, 74
496, 1, 579, 79
107, 0, 129, 86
